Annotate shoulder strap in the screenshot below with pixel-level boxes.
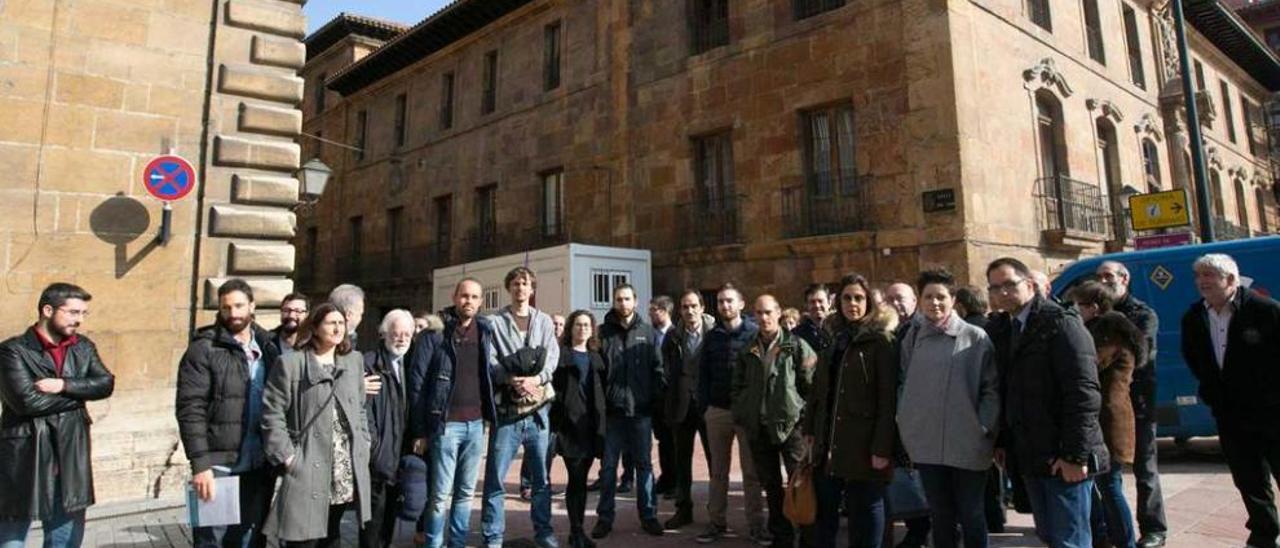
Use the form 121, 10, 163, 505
293, 364, 343, 443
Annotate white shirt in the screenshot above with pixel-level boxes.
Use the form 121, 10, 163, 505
1205, 300, 1235, 370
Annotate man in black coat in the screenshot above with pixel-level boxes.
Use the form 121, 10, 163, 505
1182, 253, 1280, 548
792, 283, 832, 354
360, 309, 415, 548
175, 279, 281, 548
0, 283, 114, 547
592, 283, 666, 539
1097, 260, 1167, 547
986, 258, 1106, 548
661, 290, 715, 530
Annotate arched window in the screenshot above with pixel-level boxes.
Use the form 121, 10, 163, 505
1235, 179, 1250, 230
1096, 119, 1121, 199
1210, 169, 1225, 218
1257, 186, 1270, 233
1141, 138, 1162, 191
1036, 90, 1068, 178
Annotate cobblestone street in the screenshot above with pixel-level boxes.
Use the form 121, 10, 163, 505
28, 439, 1254, 547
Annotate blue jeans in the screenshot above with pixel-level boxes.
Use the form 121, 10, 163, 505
813, 473, 885, 548
425, 420, 486, 548
481, 408, 553, 545
1023, 474, 1094, 548
596, 414, 655, 524
1091, 464, 1136, 548
191, 467, 275, 548
0, 481, 85, 548
916, 464, 989, 548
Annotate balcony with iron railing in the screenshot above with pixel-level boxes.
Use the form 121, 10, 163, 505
1212, 216, 1252, 241
676, 194, 744, 248
1035, 175, 1113, 249
782, 173, 872, 239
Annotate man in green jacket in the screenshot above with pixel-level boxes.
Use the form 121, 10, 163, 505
733, 294, 817, 548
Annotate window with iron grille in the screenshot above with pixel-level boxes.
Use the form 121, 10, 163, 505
394, 93, 407, 148
1221, 80, 1236, 143
794, 0, 844, 20
1122, 5, 1144, 89
350, 216, 364, 261
440, 72, 455, 130
1082, 0, 1104, 64
387, 207, 403, 256
691, 0, 729, 54
482, 50, 498, 115
476, 184, 497, 238
591, 270, 631, 309
435, 195, 452, 249
1027, 0, 1051, 31
694, 131, 733, 205
544, 21, 562, 91
542, 169, 564, 237
804, 105, 857, 198
314, 72, 327, 114
354, 110, 367, 161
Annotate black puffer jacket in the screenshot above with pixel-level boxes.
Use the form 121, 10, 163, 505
598, 310, 665, 417
175, 323, 280, 474
987, 296, 1108, 477
0, 329, 115, 520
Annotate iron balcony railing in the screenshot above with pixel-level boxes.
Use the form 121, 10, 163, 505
676, 194, 744, 248
782, 173, 872, 238
1036, 175, 1112, 237
1212, 217, 1252, 241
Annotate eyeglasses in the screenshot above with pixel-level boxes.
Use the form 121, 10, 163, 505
281, 308, 308, 315
57, 307, 90, 318
987, 278, 1026, 295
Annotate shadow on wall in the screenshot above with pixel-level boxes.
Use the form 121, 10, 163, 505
90, 193, 159, 279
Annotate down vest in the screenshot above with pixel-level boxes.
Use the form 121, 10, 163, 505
175, 323, 281, 474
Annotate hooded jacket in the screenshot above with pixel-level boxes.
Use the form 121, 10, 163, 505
175, 322, 281, 474
1087, 311, 1144, 464
406, 316, 501, 439
805, 306, 899, 482
598, 309, 665, 417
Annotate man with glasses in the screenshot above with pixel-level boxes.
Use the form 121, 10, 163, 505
0, 283, 115, 548
986, 258, 1106, 548
176, 279, 282, 548
273, 293, 309, 358
1096, 261, 1167, 548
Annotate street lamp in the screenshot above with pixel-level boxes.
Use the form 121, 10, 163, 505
297, 157, 332, 202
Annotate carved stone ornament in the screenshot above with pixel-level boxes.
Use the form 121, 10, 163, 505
1196, 91, 1218, 125
1087, 99, 1125, 123
1206, 145, 1224, 170
1135, 113, 1164, 142
1024, 58, 1074, 98
1153, 2, 1181, 86
1229, 165, 1250, 183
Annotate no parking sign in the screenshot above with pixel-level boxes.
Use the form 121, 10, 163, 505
143, 155, 196, 202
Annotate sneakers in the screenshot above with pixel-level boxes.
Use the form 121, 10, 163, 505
641, 518, 665, 536
749, 526, 774, 547
696, 524, 726, 544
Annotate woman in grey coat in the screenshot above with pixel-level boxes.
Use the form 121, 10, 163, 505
262, 303, 371, 547
897, 269, 999, 548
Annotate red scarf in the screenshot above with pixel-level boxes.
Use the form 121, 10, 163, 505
33, 325, 77, 377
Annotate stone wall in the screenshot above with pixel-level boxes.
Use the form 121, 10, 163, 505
0, 0, 304, 502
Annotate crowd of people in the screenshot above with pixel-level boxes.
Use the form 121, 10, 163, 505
1, 252, 1279, 548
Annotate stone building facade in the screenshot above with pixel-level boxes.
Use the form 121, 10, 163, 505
298, 0, 1279, 323
0, 0, 306, 501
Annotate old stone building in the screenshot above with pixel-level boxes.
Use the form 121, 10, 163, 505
0, 0, 306, 501
298, 0, 1279, 323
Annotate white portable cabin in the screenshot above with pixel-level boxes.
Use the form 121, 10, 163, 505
431, 243, 653, 323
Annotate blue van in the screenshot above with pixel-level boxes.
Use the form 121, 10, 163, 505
1051, 235, 1280, 441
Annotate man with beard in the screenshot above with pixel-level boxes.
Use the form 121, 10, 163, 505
0, 283, 115, 548
793, 284, 832, 354
176, 279, 281, 548
361, 309, 415, 548
272, 293, 308, 358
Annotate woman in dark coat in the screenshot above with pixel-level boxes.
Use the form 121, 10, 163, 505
1071, 281, 1145, 548
263, 303, 371, 547
550, 310, 607, 548
805, 273, 900, 548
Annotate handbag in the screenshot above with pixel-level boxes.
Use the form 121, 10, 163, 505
783, 459, 817, 526
886, 466, 930, 519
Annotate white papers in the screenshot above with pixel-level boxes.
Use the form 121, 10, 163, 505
186, 476, 241, 528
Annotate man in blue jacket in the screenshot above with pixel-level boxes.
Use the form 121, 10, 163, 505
408, 278, 500, 548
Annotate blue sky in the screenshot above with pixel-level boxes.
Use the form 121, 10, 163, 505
304, 0, 452, 34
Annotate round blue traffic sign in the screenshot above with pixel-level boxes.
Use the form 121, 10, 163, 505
142, 155, 196, 201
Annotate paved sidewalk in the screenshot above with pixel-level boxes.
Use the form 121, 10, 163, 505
30, 439, 1254, 547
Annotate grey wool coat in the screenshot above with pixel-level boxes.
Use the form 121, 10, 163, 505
897, 312, 1000, 471
262, 350, 371, 542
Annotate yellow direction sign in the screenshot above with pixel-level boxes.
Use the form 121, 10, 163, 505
1128, 189, 1192, 231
